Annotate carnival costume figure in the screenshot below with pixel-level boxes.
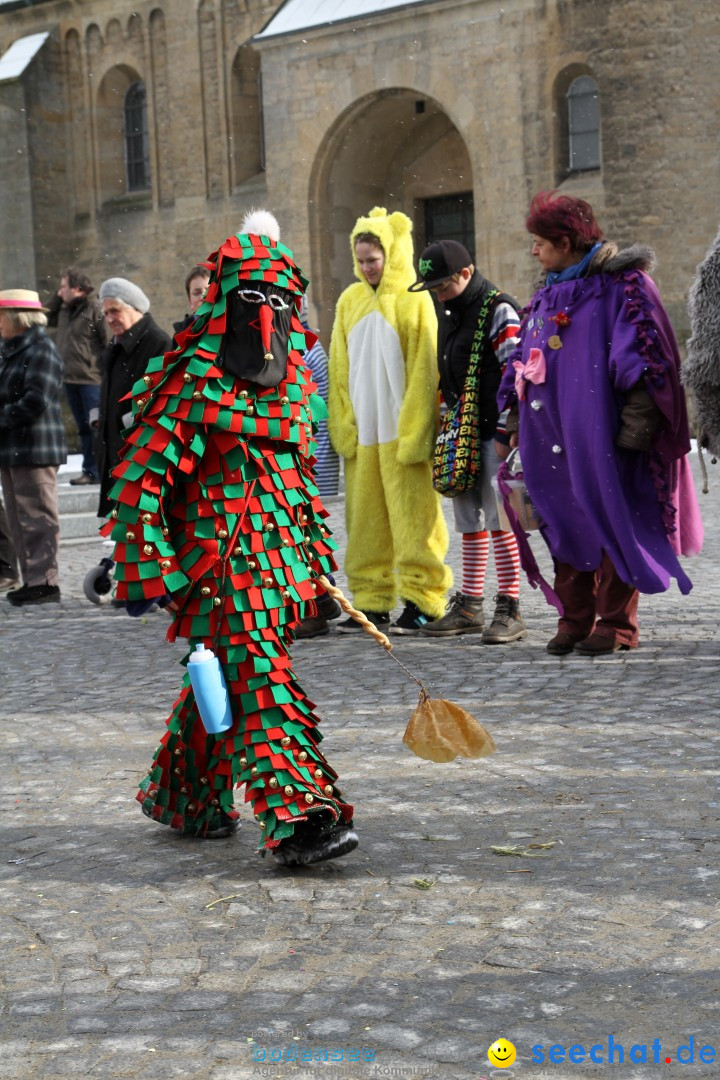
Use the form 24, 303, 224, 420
328, 207, 451, 633
102, 211, 358, 866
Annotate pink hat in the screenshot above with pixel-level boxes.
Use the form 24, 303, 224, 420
0, 289, 46, 311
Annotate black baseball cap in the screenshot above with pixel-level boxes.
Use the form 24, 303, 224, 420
408, 240, 473, 291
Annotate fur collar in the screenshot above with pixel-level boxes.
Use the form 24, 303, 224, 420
589, 242, 656, 275
535, 242, 656, 290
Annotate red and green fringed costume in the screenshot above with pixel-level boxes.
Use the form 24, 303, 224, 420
101, 229, 353, 851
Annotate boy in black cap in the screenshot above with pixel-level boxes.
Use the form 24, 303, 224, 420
409, 241, 526, 643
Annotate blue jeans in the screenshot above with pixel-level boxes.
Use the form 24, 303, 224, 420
65, 383, 101, 480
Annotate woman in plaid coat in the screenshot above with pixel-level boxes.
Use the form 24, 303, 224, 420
0, 289, 66, 606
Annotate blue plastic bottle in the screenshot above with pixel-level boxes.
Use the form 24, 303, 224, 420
187, 643, 233, 734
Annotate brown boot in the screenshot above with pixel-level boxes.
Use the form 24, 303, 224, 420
482, 593, 527, 644
546, 631, 583, 655
574, 633, 630, 655
419, 592, 484, 637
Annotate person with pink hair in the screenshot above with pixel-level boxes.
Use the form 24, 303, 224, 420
498, 191, 703, 655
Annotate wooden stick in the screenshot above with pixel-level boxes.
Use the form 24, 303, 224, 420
318, 575, 393, 651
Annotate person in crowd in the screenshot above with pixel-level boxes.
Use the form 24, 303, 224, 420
292, 293, 342, 639
96, 277, 171, 518
683, 225, 720, 457
0, 289, 66, 606
498, 190, 703, 655
299, 293, 339, 500
408, 240, 526, 644
102, 210, 358, 867
328, 206, 451, 634
173, 264, 211, 341
0, 496, 19, 591
47, 266, 109, 485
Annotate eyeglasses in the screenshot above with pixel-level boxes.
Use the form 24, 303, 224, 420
237, 289, 289, 311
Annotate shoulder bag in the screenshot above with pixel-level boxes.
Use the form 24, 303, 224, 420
432, 288, 498, 497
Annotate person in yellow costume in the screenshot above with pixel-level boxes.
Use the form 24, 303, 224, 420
328, 207, 452, 634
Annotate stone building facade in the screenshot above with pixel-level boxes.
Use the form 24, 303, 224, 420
0, 0, 719, 346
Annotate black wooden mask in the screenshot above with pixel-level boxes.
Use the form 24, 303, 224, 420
219, 281, 295, 387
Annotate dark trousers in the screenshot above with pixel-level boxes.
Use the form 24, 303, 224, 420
66, 382, 101, 480
554, 552, 639, 647
0, 495, 17, 572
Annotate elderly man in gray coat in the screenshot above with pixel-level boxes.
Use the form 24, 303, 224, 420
96, 277, 171, 518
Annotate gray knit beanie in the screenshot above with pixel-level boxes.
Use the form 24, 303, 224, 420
99, 277, 150, 314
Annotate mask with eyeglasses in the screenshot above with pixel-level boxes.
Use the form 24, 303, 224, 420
219, 281, 295, 387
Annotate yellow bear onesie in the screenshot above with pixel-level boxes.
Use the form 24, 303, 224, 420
328, 207, 452, 618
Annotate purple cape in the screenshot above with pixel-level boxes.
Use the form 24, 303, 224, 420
498, 269, 703, 596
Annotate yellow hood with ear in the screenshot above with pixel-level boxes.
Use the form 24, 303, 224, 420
350, 207, 415, 292
330, 206, 439, 466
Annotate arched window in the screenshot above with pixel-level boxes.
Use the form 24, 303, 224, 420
567, 75, 600, 172
229, 44, 264, 186
124, 81, 150, 191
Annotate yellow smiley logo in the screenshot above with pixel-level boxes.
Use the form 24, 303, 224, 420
488, 1038, 517, 1068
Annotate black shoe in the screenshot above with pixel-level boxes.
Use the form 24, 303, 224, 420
7, 583, 60, 607
336, 611, 390, 634
69, 473, 99, 486
273, 814, 359, 866
294, 615, 330, 639
0, 562, 19, 593
316, 593, 342, 620
390, 600, 435, 635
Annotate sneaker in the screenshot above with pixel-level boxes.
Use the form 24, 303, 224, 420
7, 583, 60, 607
336, 610, 390, 634
273, 813, 359, 867
482, 593, 527, 644
294, 614, 330, 639
390, 600, 435, 636
419, 592, 484, 637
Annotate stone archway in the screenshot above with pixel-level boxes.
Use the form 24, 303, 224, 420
308, 88, 473, 344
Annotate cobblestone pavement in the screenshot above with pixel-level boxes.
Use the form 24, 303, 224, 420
2, 456, 719, 1080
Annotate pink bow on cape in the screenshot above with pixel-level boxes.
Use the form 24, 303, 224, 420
514, 347, 546, 400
